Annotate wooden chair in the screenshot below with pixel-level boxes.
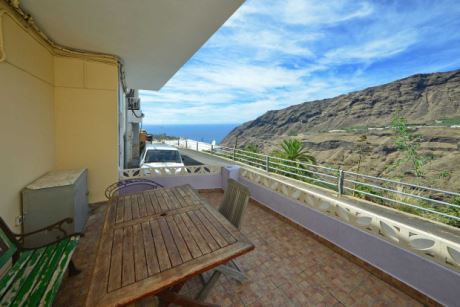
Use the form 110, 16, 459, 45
104, 178, 163, 199
0, 217, 80, 306
218, 179, 250, 229
196, 179, 250, 301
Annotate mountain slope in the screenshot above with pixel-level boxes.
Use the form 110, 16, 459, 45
222, 69, 460, 146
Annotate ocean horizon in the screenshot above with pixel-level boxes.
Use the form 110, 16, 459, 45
143, 124, 238, 144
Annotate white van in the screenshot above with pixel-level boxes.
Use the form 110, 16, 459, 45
140, 143, 184, 168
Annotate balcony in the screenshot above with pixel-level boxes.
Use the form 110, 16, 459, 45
2, 1, 460, 306
51, 161, 458, 306
55, 188, 422, 306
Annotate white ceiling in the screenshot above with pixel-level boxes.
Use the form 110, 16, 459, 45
21, 0, 244, 90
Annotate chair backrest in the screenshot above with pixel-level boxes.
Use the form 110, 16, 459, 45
219, 179, 250, 229
105, 178, 163, 199
0, 218, 19, 272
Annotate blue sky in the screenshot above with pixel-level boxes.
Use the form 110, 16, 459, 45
140, 0, 460, 125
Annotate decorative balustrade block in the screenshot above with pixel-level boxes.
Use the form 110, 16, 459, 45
120, 165, 221, 179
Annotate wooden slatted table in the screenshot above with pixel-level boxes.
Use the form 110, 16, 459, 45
86, 185, 254, 307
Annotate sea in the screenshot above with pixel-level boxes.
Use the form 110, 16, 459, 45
142, 124, 238, 144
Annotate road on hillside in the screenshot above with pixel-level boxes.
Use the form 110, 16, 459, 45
179, 149, 231, 166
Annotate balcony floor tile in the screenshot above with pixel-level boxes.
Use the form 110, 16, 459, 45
54, 190, 422, 307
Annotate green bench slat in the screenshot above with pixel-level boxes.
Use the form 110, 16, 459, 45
1, 247, 48, 306
0, 236, 79, 307
23, 240, 70, 307
40, 237, 79, 307
8, 244, 55, 307
0, 251, 33, 299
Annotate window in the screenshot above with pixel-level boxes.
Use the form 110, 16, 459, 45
144, 150, 181, 163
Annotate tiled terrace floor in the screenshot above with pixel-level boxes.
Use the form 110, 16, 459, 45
55, 190, 421, 307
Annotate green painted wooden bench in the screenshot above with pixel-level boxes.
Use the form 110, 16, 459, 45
0, 217, 80, 306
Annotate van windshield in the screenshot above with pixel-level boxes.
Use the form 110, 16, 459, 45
144, 150, 182, 163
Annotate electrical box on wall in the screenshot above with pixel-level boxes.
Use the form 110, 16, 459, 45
128, 97, 140, 110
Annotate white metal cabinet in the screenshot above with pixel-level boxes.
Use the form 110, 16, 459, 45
21, 169, 88, 247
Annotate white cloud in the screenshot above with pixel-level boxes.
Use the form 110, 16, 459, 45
282, 0, 374, 26
140, 0, 460, 125
322, 30, 419, 64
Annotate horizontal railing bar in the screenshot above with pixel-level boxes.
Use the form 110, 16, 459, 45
218, 146, 460, 196
344, 170, 460, 197
219, 147, 460, 198
344, 187, 460, 221
181, 139, 460, 225
234, 156, 266, 168
218, 145, 338, 172
214, 149, 233, 156
272, 168, 337, 187
269, 155, 338, 172
344, 178, 460, 210
234, 148, 270, 158
268, 160, 338, 179
215, 148, 337, 182
214, 153, 232, 158
234, 152, 267, 162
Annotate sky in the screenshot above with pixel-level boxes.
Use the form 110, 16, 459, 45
140, 0, 460, 125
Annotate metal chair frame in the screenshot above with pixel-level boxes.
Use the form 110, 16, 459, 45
196, 179, 250, 301
104, 178, 163, 199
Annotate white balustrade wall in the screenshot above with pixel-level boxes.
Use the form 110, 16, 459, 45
240, 168, 460, 272
120, 165, 222, 190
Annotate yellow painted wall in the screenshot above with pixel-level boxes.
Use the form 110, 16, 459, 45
0, 4, 120, 229
0, 11, 56, 230
54, 58, 119, 203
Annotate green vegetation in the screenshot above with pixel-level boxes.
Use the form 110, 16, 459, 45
349, 183, 460, 227
344, 125, 369, 133
287, 127, 300, 136
390, 187, 460, 227
271, 139, 316, 164
266, 139, 327, 187
391, 112, 425, 177
240, 144, 263, 167
435, 116, 460, 126
244, 144, 260, 153
353, 184, 384, 204
438, 170, 451, 179
356, 135, 370, 173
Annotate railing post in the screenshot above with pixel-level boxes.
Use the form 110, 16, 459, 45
265, 156, 270, 172
233, 146, 236, 160
196, 141, 199, 151
211, 144, 214, 153
337, 169, 344, 196
185, 139, 188, 149
177, 138, 180, 146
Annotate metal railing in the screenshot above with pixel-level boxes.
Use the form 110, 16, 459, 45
174, 141, 460, 225
164, 138, 213, 152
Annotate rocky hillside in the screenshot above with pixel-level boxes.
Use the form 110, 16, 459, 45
221, 69, 460, 192
222, 69, 460, 145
